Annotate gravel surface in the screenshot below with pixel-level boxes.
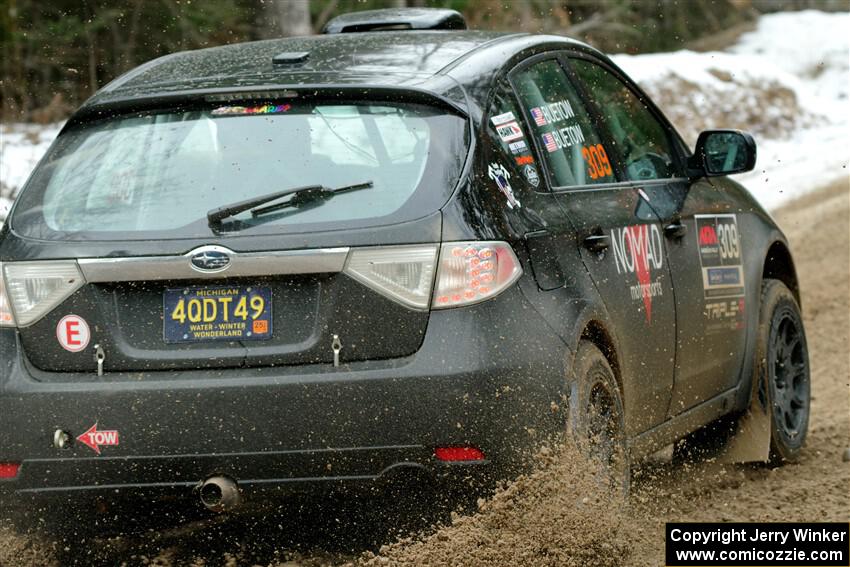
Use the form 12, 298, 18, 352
1, 179, 847, 567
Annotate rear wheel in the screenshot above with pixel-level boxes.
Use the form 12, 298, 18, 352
568, 341, 630, 494
758, 279, 810, 464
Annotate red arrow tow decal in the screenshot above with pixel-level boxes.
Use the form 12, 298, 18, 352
76, 423, 119, 455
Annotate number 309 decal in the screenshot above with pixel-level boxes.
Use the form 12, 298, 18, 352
581, 144, 614, 180
717, 221, 741, 261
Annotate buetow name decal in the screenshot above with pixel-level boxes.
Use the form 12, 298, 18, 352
530, 100, 574, 126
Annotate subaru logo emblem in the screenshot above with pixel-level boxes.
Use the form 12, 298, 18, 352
188, 246, 232, 273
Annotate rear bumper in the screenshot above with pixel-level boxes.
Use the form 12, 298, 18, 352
0, 287, 568, 502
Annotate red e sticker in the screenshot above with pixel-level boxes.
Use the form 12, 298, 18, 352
56, 315, 90, 352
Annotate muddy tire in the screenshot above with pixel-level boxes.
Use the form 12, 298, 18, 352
567, 341, 630, 494
758, 279, 810, 464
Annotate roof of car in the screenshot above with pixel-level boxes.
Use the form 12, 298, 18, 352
78, 30, 595, 117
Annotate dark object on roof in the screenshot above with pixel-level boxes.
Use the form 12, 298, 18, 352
322, 8, 467, 34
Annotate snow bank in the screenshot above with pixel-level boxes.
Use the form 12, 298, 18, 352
731, 10, 849, 111
0, 123, 63, 222
0, 10, 847, 225
613, 10, 849, 210
611, 51, 824, 145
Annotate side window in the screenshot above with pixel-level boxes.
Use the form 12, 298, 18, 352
483, 81, 542, 207
512, 59, 614, 188
570, 59, 678, 181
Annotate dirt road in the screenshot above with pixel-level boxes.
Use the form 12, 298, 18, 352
1, 179, 848, 567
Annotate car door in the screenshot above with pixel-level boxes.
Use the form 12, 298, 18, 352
568, 56, 747, 416
509, 55, 676, 436
478, 77, 576, 293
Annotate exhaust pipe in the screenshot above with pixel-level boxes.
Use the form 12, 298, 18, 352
198, 475, 241, 512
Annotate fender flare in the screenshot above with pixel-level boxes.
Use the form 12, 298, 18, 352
734, 233, 802, 412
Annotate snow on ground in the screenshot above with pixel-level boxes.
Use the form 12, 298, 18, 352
0, 10, 847, 225
0, 122, 63, 223
731, 10, 849, 109
730, 10, 849, 209
613, 9, 849, 210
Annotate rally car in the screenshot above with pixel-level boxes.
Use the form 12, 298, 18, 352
0, 8, 809, 523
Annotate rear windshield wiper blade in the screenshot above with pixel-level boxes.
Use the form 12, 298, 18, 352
250, 181, 373, 217
207, 181, 373, 227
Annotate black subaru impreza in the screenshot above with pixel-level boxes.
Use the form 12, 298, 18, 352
0, 8, 809, 519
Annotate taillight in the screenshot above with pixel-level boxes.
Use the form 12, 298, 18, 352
434, 447, 486, 462
2, 261, 85, 327
0, 462, 20, 479
432, 241, 522, 309
342, 242, 522, 310
0, 263, 14, 327
344, 245, 439, 310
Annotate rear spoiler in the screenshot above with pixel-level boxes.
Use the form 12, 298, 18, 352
64, 83, 470, 131
322, 8, 466, 34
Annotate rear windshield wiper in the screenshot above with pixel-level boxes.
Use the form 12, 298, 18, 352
207, 181, 373, 227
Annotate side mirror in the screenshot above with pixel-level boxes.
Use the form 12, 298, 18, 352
688, 130, 756, 178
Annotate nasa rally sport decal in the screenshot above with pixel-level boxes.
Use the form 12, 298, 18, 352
610, 224, 665, 324
76, 423, 119, 455
56, 314, 91, 352
694, 214, 745, 299
487, 163, 521, 209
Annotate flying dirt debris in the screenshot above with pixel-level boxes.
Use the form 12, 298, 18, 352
354, 444, 630, 567
0, 7, 850, 567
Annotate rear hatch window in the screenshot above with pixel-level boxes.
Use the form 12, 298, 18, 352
11, 100, 467, 240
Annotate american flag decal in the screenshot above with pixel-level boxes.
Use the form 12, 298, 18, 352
542, 133, 558, 153
530, 107, 547, 126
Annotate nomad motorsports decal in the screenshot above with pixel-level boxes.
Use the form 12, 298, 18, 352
611, 224, 665, 324
77, 423, 119, 455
